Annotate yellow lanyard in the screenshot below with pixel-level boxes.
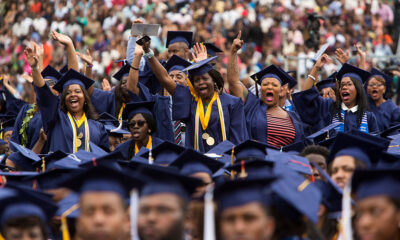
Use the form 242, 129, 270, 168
67, 112, 89, 152
194, 92, 226, 150
118, 103, 126, 122
0, 122, 2, 140
134, 135, 152, 154
198, 92, 218, 130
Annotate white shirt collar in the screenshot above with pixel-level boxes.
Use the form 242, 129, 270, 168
341, 103, 358, 113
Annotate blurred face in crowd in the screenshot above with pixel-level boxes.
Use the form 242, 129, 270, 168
169, 70, 187, 86
355, 196, 400, 240
219, 202, 275, 240
64, 84, 85, 115
0, 142, 11, 158
279, 84, 289, 100
168, 42, 189, 60
128, 113, 150, 143
339, 77, 357, 108
190, 172, 212, 198
192, 72, 215, 101
120, 77, 129, 97
260, 78, 282, 107
306, 153, 327, 180
4, 222, 45, 240
108, 135, 121, 152
138, 193, 185, 240
330, 156, 356, 189
77, 191, 128, 240
367, 77, 386, 102
320, 87, 336, 101
3, 130, 12, 143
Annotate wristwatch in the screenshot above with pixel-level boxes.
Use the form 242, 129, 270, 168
144, 49, 154, 59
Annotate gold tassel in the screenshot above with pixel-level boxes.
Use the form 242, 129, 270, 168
41, 157, 46, 172
61, 203, 80, 240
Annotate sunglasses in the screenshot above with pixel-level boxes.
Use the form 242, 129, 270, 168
128, 120, 146, 128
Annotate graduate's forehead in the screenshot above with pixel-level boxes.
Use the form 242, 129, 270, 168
261, 77, 281, 85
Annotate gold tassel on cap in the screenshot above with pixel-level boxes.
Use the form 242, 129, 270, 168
61, 203, 79, 240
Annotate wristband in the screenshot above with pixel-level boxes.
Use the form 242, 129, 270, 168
130, 65, 139, 71
144, 49, 154, 59
308, 74, 316, 81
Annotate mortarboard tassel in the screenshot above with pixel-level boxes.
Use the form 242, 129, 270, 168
91, 157, 97, 167
203, 184, 215, 240
41, 157, 46, 172
148, 143, 154, 165
239, 160, 248, 179
61, 203, 80, 240
110, 120, 123, 133
130, 189, 140, 240
230, 147, 235, 180
0, 234, 5, 240
340, 182, 353, 240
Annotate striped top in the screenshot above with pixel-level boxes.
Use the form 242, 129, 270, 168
266, 113, 296, 148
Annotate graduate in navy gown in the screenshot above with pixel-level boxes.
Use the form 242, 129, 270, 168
292, 55, 378, 134
139, 40, 248, 152
227, 33, 304, 148
366, 68, 400, 131
113, 101, 164, 160
25, 45, 108, 153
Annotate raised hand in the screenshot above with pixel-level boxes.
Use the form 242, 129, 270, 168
131, 19, 144, 37
51, 30, 73, 46
231, 31, 244, 53
335, 48, 349, 65
21, 73, 33, 83
314, 53, 331, 69
134, 44, 144, 56
76, 49, 93, 65
355, 43, 366, 59
142, 39, 151, 53
192, 42, 208, 63
24, 46, 39, 68
102, 78, 111, 91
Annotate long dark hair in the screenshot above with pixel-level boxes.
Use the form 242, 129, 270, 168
128, 112, 157, 159
188, 69, 225, 93
114, 81, 129, 119
60, 86, 99, 120
332, 77, 369, 126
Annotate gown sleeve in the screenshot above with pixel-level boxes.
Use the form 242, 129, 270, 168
227, 97, 249, 144
172, 84, 192, 122
34, 84, 59, 133
10, 104, 29, 145
292, 86, 333, 126
91, 88, 116, 116
367, 112, 379, 133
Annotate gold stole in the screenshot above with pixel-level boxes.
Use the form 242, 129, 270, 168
67, 112, 90, 153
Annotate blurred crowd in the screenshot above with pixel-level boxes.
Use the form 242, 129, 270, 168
0, 0, 398, 101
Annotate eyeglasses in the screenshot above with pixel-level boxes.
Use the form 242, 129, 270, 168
128, 120, 146, 128
367, 83, 384, 88
339, 82, 353, 88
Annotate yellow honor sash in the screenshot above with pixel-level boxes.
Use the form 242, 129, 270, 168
134, 135, 152, 154
67, 112, 90, 153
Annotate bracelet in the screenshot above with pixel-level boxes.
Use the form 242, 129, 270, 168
86, 64, 93, 68
130, 65, 139, 71
307, 74, 316, 81
30, 65, 39, 71
143, 49, 154, 59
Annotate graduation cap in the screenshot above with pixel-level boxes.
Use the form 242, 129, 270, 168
214, 177, 276, 212
250, 65, 294, 86
379, 123, 400, 138
164, 55, 192, 74
316, 78, 336, 91
225, 139, 268, 162
122, 101, 155, 121
203, 43, 223, 57
53, 69, 95, 93
59, 65, 68, 74
51, 150, 104, 169
0, 118, 15, 135
137, 164, 203, 201
98, 112, 119, 125
285, 71, 298, 89
306, 122, 342, 144
166, 31, 193, 48
139, 141, 186, 165
225, 159, 274, 180
56, 192, 79, 219
0, 171, 38, 186
0, 185, 58, 228
182, 56, 218, 77
61, 165, 144, 198
170, 149, 224, 176
98, 112, 130, 136
32, 150, 68, 170
328, 131, 387, 168
41, 65, 62, 85
336, 63, 371, 84
376, 151, 400, 169
79, 150, 123, 170
7, 141, 41, 171
207, 140, 234, 155
271, 162, 322, 223
370, 68, 393, 90
281, 140, 306, 153
266, 149, 312, 176
388, 137, 400, 154
352, 169, 400, 201
24, 168, 81, 190
113, 63, 131, 81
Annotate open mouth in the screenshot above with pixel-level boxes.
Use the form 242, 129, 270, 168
265, 91, 274, 102
69, 99, 79, 108
341, 92, 350, 101
371, 90, 378, 98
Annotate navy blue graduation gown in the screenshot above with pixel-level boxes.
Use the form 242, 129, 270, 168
292, 86, 379, 133
244, 92, 305, 144
11, 104, 46, 151
91, 88, 116, 116
113, 136, 164, 160
139, 59, 164, 95
1, 88, 25, 116
368, 97, 400, 131
172, 84, 248, 152
35, 85, 109, 153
